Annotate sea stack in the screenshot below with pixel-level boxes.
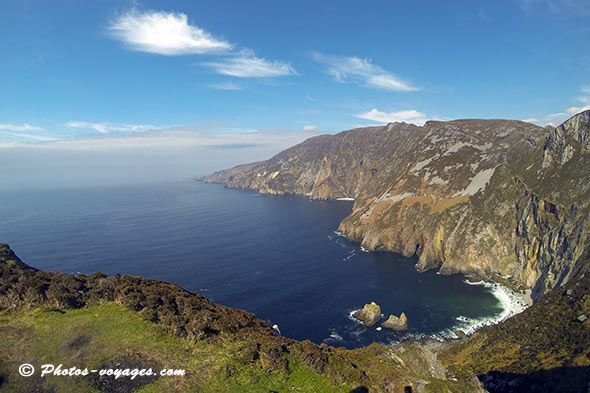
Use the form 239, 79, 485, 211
382, 312, 408, 331
353, 302, 382, 327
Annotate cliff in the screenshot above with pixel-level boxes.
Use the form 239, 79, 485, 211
203, 111, 590, 299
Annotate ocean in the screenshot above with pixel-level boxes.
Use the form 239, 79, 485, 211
0, 180, 523, 348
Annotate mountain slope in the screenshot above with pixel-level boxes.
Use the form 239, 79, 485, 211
203, 111, 590, 299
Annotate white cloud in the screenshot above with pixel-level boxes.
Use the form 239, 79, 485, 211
109, 10, 231, 55
313, 53, 417, 91
0, 131, 56, 141
0, 128, 315, 152
206, 81, 243, 90
355, 109, 429, 126
302, 125, 319, 131
522, 118, 539, 123
0, 123, 44, 132
527, 86, 590, 126
566, 105, 590, 115
203, 49, 296, 78
543, 112, 568, 126
539, 107, 589, 126
577, 85, 590, 105
65, 121, 163, 134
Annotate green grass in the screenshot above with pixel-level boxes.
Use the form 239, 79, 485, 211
0, 303, 355, 393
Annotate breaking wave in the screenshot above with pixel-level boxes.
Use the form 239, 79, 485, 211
430, 280, 530, 340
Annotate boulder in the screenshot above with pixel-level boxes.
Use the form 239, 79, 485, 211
382, 312, 408, 331
353, 302, 382, 327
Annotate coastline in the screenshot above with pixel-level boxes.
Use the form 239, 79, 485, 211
334, 228, 533, 342
451, 279, 531, 337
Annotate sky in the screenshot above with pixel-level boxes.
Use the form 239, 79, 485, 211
1, 0, 589, 189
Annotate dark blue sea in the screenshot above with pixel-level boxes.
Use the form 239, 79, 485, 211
0, 180, 513, 348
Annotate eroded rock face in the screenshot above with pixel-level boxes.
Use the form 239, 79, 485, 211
203, 111, 590, 299
353, 302, 382, 327
382, 313, 408, 331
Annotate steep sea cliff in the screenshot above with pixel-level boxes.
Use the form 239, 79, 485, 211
204, 111, 590, 300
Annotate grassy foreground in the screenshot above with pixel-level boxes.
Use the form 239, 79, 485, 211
2, 243, 589, 392
0, 244, 482, 393
0, 303, 354, 393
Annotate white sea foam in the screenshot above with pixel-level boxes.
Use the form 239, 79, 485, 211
336, 197, 355, 201
348, 309, 362, 324
323, 331, 344, 344
430, 280, 530, 340
342, 249, 356, 262
344, 280, 531, 345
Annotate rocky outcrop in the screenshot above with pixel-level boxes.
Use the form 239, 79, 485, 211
382, 312, 408, 331
203, 111, 590, 299
353, 302, 382, 327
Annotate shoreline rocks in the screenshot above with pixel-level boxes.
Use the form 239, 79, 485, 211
353, 302, 382, 327
382, 312, 408, 331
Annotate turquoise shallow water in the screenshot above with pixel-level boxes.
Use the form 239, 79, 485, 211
0, 180, 505, 348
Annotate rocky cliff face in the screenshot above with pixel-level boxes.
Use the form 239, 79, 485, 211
203, 111, 590, 299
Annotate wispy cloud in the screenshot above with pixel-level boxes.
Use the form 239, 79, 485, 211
355, 109, 428, 126
302, 125, 319, 131
109, 10, 231, 55
202, 49, 296, 78
516, 0, 590, 16
0, 128, 315, 152
313, 53, 418, 91
532, 86, 590, 126
577, 85, 590, 104
65, 121, 163, 134
206, 81, 243, 90
536, 106, 590, 126
0, 123, 44, 132
0, 131, 56, 142
566, 105, 590, 115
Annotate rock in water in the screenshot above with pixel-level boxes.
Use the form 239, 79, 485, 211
382, 312, 408, 331
353, 302, 382, 327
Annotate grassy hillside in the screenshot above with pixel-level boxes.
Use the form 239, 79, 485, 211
3, 242, 589, 392
0, 244, 482, 393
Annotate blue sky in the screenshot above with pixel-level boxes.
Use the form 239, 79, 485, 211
1, 0, 589, 188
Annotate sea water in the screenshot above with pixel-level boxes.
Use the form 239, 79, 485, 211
0, 180, 522, 349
